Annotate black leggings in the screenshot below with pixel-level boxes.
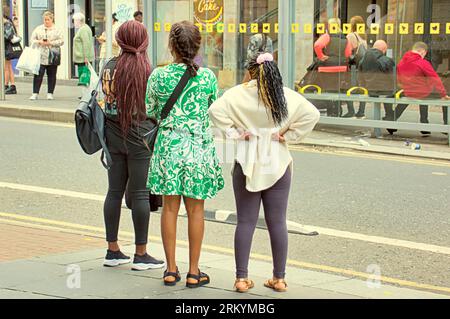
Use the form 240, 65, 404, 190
33, 65, 58, 94
104, 120, 151, 245
233, 163, 291, 279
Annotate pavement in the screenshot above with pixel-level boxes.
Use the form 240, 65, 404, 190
1, 80, 450, 300
0, 220, 448, 299
1, 80, 450, 161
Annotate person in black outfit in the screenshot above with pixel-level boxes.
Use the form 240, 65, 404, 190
100, 20, 164, 271
358, 40, 396, 122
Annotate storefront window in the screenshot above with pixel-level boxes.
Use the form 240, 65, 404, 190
294, 0, 449, 126
25, 0, 55, 43
154, 0, 278, 91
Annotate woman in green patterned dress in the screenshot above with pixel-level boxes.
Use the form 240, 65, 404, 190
146, 21, 224, 288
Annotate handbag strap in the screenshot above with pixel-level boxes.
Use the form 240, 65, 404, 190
159, 69, 193, 123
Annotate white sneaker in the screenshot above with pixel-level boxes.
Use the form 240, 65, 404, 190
47, 93, 54, 100
29, 94, 38, 101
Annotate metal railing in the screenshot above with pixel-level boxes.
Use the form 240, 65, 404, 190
301, 89, 450, 146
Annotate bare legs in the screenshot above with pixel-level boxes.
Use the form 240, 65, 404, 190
4, 60, 15, 86
161, 195, 205, 284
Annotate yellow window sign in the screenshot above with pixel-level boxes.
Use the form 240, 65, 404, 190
356, 24, 365, 34
291, 23, 299, 33
304, 23, 312, 34
239, 23, 247, 33
206, 24, 214, 33
342, 23, 351, 34
430, 23, 440, 34
263, 23, 271, 33
274, 23, 279, 33
370, 24, 380, 35
329, 23, 339, 34
228, 23, 236, 33
251, 23, 259, 33
385, 23, 394, 34
414, 23, 424, 34
447, 23, 450, 34
194, 23, 203, 32
154, 23, 161, 32
164, 23, 172, 32
216, 23, 224, 33
399, 23, 409, 34
316, 23, 325, 34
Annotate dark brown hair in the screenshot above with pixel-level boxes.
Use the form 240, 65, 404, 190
114, 20, 151, 135
169, 21, 201, 76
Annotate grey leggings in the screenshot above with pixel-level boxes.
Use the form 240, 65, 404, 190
233, 163, 291, 279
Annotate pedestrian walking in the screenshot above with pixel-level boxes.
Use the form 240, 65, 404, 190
72, 13, 94, 98
3, 14, 21, 95
101, 20, 165, 271
209, 52, 320, 293
29, 11, 64, 101
146, 21, 224, 288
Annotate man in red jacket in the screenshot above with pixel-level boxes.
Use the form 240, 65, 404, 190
387, 42, 449, 135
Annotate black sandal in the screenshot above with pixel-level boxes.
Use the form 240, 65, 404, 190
186, 269, 210, 288
163, 267, 181, 286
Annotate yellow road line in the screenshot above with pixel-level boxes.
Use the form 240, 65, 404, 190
3, 183, 450, 256
1, 212, 450, 295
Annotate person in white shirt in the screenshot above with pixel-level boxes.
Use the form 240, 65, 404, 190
209, 52, 320, 293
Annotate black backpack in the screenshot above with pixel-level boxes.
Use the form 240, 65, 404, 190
75, 66, 112, 169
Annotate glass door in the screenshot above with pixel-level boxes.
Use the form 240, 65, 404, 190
153, 0, 279, 92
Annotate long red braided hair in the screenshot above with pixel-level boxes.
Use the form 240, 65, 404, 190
114, 20, 151, 135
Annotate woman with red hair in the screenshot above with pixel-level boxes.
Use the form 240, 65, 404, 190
100, 20, 165, 271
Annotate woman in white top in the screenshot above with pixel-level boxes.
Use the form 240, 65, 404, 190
209, 52, 320, 293
29, 11, 64, 101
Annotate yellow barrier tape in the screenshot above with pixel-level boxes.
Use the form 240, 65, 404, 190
329, 23, 340, 34
370, 24, 380, 35
342, 23, 351, 34
304, 23, 313, 34
316, 23, 325, 34
414, 23, 424, 35
399, 23, 409, 34
430, 23, 440, 34
385, 23, 395, 34
357, 23, 366, 34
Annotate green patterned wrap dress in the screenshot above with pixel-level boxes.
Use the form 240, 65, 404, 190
146, 64, 224, 200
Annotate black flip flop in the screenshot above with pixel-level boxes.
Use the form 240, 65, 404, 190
163, 268, 181, 286
186, 270, 210, 288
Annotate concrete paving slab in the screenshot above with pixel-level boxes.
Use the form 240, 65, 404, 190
0, 260, 67, 288
310, 278, 450, 299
